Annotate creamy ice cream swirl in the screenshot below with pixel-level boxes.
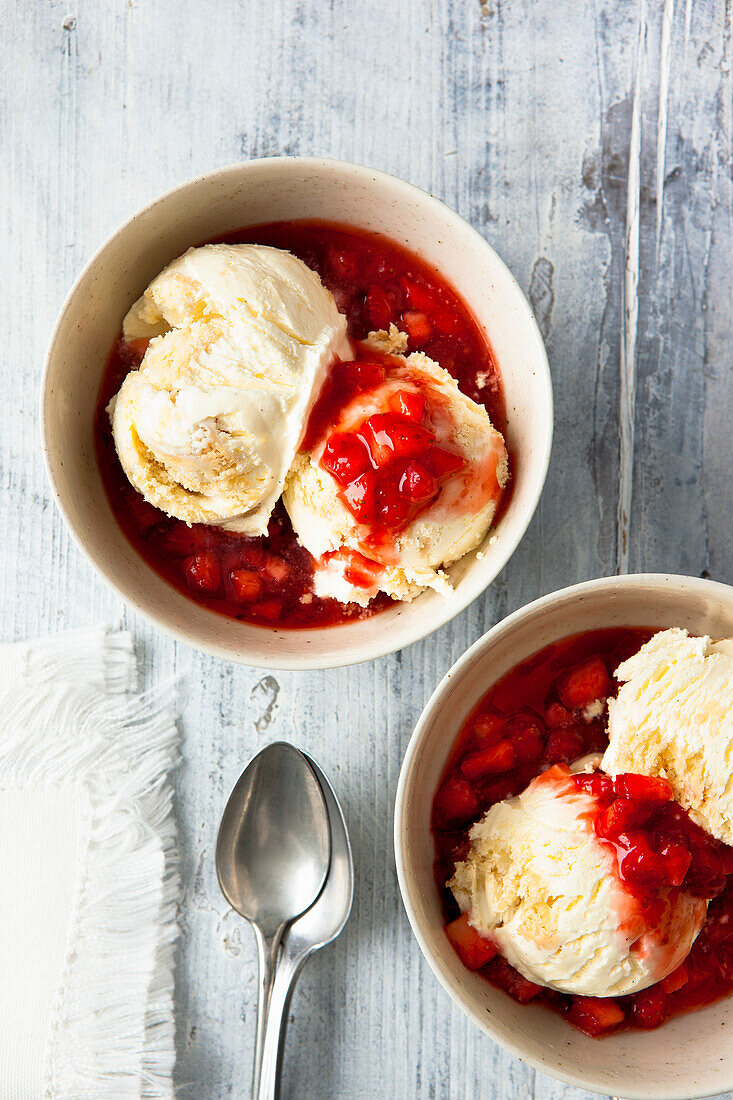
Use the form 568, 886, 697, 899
109, 243, 351, 535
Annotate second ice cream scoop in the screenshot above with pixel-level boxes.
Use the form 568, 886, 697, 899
449, 764, 706, 997
283, 335, 508, 605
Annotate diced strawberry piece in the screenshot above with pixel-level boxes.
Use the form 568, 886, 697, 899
662, 964, 689, 994
573, 772, 615, 800
349, 361, 386, 390
402, 278, 439, 312
472, 712, 506, 745
619, 844, 667, 889
342, 471, 378, 523
425, 445, 466, 481
321, 433, 371, 486
596, 797, 652, 839
262, 555, 291, 583
401, 310, 432, 345
388, 388, 426, 422
445, 913, 497, 970
251, 599, 283, 622
433, 772, 480, 827
615, 828, 650, 850
490, 956, 542, 1003
395, 424, 433, 463
358, 421, 393, 467
400, 461, 438, 503
375, 482, 411, 529
613, 773, 673, 804
359, 414, 429, 467
366, 415, 434, 464
544, 727, 585, 765
185, 553, 221, 595
568, 995, 625, 1037
629, 985, 668, 1029
460, 739, 516, 781
545, 702, 571, 728
557, 657, 611, 710
230, 569, 263, 603
364, 286, 395, 329
656, 838, 692, 886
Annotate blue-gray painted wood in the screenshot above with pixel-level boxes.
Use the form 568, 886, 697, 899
2, 0, 731, 1096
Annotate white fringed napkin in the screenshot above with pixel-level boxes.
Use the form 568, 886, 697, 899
0, 628, 179, 1099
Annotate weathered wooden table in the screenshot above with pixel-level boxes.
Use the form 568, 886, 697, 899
4, 0, 732, 1096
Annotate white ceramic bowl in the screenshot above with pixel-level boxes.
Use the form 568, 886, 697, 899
395, 573, 733, 1099
41, 157, 552, 669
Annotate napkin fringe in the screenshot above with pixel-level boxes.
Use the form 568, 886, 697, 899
0, 643, 178, 1100
23, 626, 138, 695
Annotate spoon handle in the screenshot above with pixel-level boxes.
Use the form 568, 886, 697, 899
255, 945, 310, 1100
251, 924, 285, 1099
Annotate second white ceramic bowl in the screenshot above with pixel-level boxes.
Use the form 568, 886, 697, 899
395, 573, 733, 1099
41, 157, 552, 668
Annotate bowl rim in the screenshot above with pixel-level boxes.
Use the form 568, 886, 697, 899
40, 155, 553, 669
393, 571, 733, 1098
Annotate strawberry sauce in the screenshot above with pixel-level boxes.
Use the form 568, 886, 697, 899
304, 357, 472, 541
432, 627, 733, 1036
95, 221, 505, 628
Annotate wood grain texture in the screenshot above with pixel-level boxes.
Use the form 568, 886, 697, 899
2, 0, 732, 1096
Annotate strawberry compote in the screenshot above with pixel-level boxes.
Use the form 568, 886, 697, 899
302, 356, 480, 546
432, 627, 733, 1036
95, 221, 505, 628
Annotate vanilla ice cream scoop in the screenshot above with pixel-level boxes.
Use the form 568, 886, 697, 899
449, 765, 706, 996
602, 628, 733, 844
109, 243, 351, 534
283, 333, 508, 605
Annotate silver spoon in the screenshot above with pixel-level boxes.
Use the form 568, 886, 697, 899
216, 742, 331, 1099
257, 753, 354, 1099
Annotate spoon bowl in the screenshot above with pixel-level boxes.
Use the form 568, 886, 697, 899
216, 741, 331, 932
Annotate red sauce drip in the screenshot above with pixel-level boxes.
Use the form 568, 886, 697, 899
95, 220, 505, 629
432, 627, 733, 1036
301, 358, 391, 452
